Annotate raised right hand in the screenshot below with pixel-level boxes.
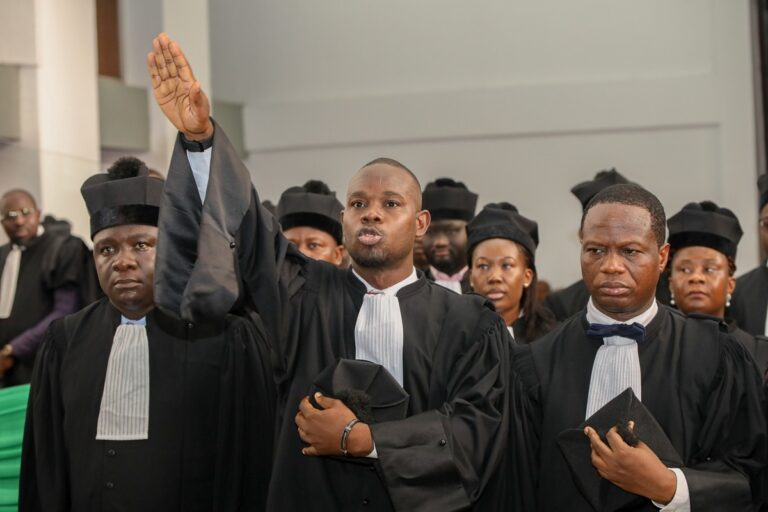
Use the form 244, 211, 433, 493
146, 33, 214, 141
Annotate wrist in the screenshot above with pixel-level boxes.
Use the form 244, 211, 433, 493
182, 121, 214, 143
346, 422, 373, 457
650, 468, 677, 505
0, 344, 12, 357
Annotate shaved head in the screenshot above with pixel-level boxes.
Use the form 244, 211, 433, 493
342, 158, 430, 288
353, 158, 422, 210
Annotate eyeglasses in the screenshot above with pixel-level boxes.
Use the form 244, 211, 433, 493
1, 207, 36, 222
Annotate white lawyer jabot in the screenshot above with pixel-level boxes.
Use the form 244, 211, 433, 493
96, 317, 150, 441
0, 245, 22, 319
352, 269, 418, 387
0, 225, 46, 319
584, 298, 658, 419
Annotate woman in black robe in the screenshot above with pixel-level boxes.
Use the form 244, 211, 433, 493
666, 200, 768, 373
466, 202, 556, 343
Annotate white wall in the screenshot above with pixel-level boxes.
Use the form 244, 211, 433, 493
207, 0, 760, 288
0, 0, 100, 244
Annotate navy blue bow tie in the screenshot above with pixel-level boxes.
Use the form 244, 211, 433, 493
586, 322, 646, 343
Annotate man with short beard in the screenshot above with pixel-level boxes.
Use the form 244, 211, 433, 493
147, 33, 508, 511
420, 178, 478, 293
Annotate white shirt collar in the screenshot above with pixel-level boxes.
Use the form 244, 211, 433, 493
352, 268, 419, 296
120, 315, 147, 326
586, 297, 658, 327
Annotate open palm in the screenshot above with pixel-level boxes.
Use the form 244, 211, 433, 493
147, 33, 213, 140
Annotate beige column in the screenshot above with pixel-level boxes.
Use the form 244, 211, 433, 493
34, 0, 100, 241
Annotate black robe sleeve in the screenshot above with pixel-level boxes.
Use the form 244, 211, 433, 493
155, 120, 303, 357
213, 311, 277, 511
18, 321, 70, 512
369, 310, 509, 511
683, 332, 768, 511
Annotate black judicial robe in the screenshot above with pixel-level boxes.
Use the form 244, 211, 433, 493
154, 122, 510, 511
731, 264, 768, 337
0, 232, 95, 385
18, 298, 275, 512
506, 306, 767, 512
728, 321, 768, 375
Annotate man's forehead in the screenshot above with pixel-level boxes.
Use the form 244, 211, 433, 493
348, 164, 417, 193
584, 202, 650, 223
1, 192, 34, 209
94, 224, 158, 243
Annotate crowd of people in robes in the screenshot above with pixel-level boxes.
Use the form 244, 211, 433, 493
1, 31, 768, 511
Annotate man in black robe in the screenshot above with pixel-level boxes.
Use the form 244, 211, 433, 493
544, 169, 630, 321
19, 157, 275, 511
0, 189, 97, 387
730, 174, 768, 336
421, 178, 478, 294
507, 184, 767, 511
147, 33, 508, 511
277, 180, 346, 266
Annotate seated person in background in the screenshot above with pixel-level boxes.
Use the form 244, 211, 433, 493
19, 158, 275, 511
277, 180, 346, 266
421, 178, 478, 293
667, 200, 768, 372
0, 189, 97, 387
467, 202, 556, 343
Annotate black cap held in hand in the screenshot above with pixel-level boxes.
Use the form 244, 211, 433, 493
556, 388, 682, 511
308, 359, 410, 424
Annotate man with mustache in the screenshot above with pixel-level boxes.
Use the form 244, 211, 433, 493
421, 178, 478, 293
0, 190, 96, 387
506, 184, 766, 511
19, 158, 275, 511
148, 33, 508, 511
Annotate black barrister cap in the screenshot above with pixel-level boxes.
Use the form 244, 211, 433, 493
557, 388, 683, 511
422, 178, 478, 222
81, 157, 164, 239
667, 201, 743, 259
309, 359, 410, 424
571, 169, 630, 211
466, 202, 539, 263
277, 180, 344, 244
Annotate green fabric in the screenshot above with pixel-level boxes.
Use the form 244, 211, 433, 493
0, 385, 29, 512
